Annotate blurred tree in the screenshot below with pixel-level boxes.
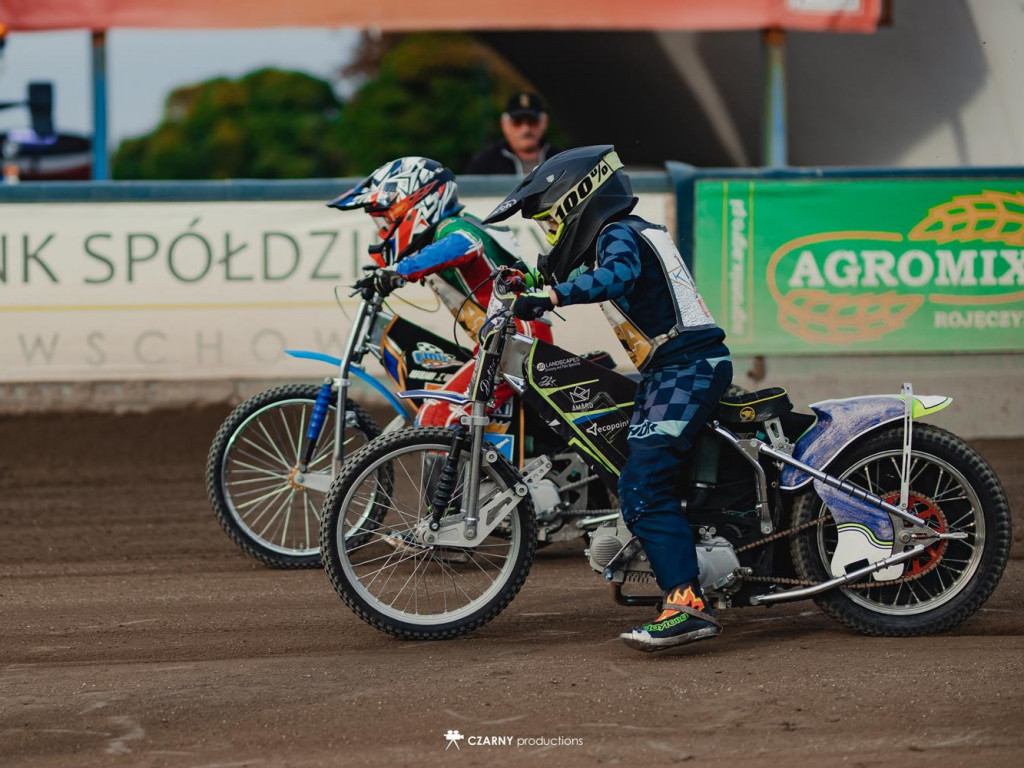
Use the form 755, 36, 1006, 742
113, 68, 346, 179
336, 32, 568, 174
113, 35, 569, 179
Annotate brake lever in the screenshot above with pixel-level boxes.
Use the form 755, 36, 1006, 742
349, 275, 376, 297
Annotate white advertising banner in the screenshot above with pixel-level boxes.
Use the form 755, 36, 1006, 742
1, 195, 670, 382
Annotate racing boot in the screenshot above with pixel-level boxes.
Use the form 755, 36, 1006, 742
620, 580, 722, 652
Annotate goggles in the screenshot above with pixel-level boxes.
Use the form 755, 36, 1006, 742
532, 213, 564, 246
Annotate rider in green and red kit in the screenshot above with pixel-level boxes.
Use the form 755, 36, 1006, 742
328, 156, 553, 428
484, 145, 733, 652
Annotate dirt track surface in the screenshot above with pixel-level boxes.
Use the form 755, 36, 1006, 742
2, 406, 1022, 768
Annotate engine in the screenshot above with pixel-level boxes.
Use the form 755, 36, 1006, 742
587, 521, 741, 594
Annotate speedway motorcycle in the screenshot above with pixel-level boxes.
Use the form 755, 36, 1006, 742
319, 270, 1011, 640
206, 269, 616, 568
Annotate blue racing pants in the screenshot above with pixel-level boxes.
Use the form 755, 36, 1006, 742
617, 356, 733, 592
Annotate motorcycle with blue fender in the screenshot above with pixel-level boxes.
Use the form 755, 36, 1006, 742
205, 271, 617, 568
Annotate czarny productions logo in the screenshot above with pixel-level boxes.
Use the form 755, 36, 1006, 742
443, 728, 582, 751
444, 730, 465, 750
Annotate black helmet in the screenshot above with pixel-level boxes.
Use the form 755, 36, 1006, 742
482, 145, 636, 283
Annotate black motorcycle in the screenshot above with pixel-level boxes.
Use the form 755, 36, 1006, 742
319, 271, 1011, 641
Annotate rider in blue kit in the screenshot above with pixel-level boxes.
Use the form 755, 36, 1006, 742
484, 145, 733, 652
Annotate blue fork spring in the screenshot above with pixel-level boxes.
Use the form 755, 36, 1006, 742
307, 381, 334, 442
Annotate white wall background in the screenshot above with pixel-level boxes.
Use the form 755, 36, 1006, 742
1, 194, 672, 383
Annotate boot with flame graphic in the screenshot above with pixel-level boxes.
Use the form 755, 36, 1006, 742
620, 581, 722, 652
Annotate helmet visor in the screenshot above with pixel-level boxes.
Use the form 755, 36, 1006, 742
533, 212, 565, 246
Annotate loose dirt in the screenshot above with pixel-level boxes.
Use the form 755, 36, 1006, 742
1, 406, 1021, 767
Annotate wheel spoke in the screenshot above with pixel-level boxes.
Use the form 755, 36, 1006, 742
861, 464, 874, 495
225, 472, 290, 487
907, 456, 929, 489
285, 403, 306, 464
818, 442, 986, 617
258, 488, 296, 539
236, 483, 291, 513
255, 422, 293, 469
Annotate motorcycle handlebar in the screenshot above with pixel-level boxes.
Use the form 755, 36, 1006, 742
494, 267, 528, 296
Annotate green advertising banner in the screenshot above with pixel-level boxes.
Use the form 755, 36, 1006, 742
695, 178, 1024, 354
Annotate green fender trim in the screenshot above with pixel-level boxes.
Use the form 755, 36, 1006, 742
901, 395, 954, 419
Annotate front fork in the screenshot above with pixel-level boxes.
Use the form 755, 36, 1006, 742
300, 379, 336, 472
462, 401, 489, 540
425, 402, 489, 540
297, 296, 374, 474
426, 311, 509, 541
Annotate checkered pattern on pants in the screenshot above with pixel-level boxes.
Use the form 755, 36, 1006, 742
627, 360, 727, 440
618, 356, 733, 591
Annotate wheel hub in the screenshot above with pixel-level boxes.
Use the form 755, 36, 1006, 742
287, 466, 307, 491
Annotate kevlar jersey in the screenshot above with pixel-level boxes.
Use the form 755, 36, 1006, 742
394, 213, 523, 342
552, 216, 725, 370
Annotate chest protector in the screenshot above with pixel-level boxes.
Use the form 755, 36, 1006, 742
599, 221, 716, 370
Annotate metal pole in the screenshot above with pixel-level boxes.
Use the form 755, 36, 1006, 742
762, 28, 788, 167
91, 30, 109, 181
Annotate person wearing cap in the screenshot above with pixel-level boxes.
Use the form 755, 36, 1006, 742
464, 91, 561, 175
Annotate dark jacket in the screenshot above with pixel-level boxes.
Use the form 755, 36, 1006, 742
464, 140, 561, 175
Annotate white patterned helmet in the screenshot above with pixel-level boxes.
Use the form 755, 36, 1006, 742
328, 157, 461, 266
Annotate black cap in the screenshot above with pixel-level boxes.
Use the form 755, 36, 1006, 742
505, 91, 544, 119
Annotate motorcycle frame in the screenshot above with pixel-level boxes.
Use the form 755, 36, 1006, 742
284, 281, 477, 477
452, 274, 965, 602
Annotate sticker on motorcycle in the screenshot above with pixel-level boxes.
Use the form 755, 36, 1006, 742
483, 433, 515, 461
412, 342, 462, 370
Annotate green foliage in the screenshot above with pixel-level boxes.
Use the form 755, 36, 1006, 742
113, 35, 568, 180
335, 33, 540, 174
113, 69, 346, 180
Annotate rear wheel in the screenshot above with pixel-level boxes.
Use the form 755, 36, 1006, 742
206, 384, 382, 568
790, 423, 1011, 636
320, 427, 537, 640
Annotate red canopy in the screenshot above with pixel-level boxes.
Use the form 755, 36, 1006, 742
0, 0, 882, 33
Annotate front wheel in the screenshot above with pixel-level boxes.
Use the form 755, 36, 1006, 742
320, 427, 537, 640
790, 423, 1011, 636
206, 384, 381, 568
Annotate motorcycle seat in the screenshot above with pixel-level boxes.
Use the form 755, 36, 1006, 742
717, 387, 793, 426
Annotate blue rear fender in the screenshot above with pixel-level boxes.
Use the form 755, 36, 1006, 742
780, 393, 953, 491
284, 349, 411, 418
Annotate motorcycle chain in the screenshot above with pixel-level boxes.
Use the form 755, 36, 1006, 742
733, 515, 942, 590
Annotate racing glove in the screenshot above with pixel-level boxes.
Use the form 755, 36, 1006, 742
373, 269, 407, 296
512, 292, 554, 320
511, 261, 545, 290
